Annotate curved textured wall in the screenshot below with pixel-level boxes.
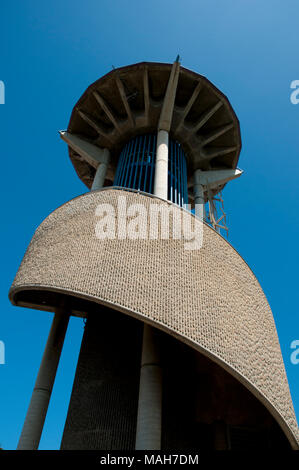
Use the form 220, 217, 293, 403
9, 188, 299, 448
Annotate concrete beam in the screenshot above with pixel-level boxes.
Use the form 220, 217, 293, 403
202, 146, 238, 160
193, 168, 242, 225
143, 67, 150, 122
158, 58, 180, 132
115, 76, 135, 127
201, 123, 234, 146
76, 109, 112, 141
93, 91, 121, 133
59, 131, 110, 170
175, 81, 202, 132
194, 168, 243, 189
193, 101, 223, 133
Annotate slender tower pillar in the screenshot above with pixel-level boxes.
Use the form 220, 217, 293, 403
153, 130, 168, 199
135, 324, 162, 449
135, 58, 180, 450
91, 149, 110, 191
135, 129, 168, 449
193, 169, 205, 221
17, 309, 69, 450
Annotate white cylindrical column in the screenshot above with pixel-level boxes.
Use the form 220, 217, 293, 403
193, 169, 205, 221
91, 149, 110, 191
91, 163, 106, 191
135, 324, 162, 450
135, 130, 169, 450
135, 59, 181, 448
17, 309, 69, 450
153, 130, 169, 200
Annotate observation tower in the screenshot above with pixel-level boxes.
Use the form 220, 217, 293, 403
10, 59, 299, 450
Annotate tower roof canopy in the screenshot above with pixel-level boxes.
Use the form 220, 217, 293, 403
65, 61, 242, 190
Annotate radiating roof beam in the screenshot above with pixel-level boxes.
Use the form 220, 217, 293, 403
175, 81, 202, 131
193, 101, 223, 133
115, 76, 135, 127
76, 108, 112, 141
93, 91, 121, 133
203, 146, 238, 159
59, 131, 110, 169
158, 57, 180, 132
143, 66, 150, 122
201, 123, 234, 146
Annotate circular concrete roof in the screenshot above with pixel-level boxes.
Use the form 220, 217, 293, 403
66, 62, 241, 195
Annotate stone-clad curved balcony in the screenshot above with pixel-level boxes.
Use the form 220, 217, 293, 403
9, 188, 299, 448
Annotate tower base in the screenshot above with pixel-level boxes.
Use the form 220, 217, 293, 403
61, 308, 143, 450
61, 306, 290, 450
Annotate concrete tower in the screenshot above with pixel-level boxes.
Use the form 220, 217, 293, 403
10, 60, 299, 450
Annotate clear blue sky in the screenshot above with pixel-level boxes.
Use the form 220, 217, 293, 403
0, 0, 298, 450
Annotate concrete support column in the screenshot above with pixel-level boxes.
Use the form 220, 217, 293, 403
193, 169, 205, 221
17, 309, 69, 450
153, 129, 169, 200
135, 129, 168, 451
135, 58, 181, 450
135, 324, 162, 450
91, 149, 110, 191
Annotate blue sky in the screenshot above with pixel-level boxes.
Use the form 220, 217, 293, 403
0, 0, 298, 450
